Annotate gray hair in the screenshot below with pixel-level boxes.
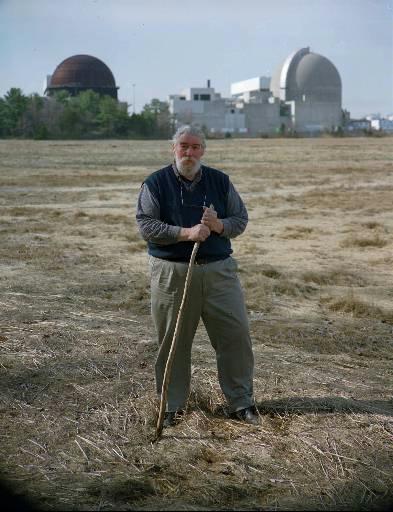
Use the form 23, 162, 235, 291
172, 125, 206, 148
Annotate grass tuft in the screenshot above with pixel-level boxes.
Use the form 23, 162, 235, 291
340, 234, 388, 248
301, 268, 367, 286
322, 290, 393, 324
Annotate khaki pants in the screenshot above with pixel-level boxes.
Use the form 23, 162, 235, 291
149, 255, 254, 413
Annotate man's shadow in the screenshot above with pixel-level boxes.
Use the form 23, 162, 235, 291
256, 396, 393, 417
0, 478, 38, 511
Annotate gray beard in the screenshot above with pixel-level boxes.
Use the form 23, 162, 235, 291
175, 156, 200, 179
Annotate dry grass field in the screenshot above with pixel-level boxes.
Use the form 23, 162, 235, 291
0, 137, 392, 511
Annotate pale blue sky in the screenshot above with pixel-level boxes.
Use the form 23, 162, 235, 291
1, 0, 392, 117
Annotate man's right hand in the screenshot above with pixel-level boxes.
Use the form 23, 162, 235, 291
178, 224, 211, 242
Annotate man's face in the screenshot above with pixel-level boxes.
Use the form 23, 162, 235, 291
173, 134, 205, 177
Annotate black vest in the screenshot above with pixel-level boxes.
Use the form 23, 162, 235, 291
144, 164, 232, 261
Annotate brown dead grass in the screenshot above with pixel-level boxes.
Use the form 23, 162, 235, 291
0, 138, 392, 511
280, 225, 315, 239
340, 234, 389, 248
301, 268, 367, 287
322, 291, 393, 324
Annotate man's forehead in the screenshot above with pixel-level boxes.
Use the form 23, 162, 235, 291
176, 134, 203, 145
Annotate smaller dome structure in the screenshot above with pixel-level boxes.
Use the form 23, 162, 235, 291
45, 54, 119, 99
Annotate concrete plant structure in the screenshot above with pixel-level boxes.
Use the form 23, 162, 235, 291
169, 47, 343, 136
169, 80, 247, 135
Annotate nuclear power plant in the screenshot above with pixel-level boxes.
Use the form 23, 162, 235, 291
169, 47, 344, 135
42, 48, 392, 136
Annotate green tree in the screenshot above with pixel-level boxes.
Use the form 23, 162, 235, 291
1, 88, 29, 136
128, 112, 155, 137
78, 90, 101, 116
0, 87, 173, 139
0, 98, 11, 136
77, 90, 101, 134
97, 95, 129, 137
142, 98, 171, 138
59, 99, 84, 138
53, 90, 71, 105
23, 93, 47, 138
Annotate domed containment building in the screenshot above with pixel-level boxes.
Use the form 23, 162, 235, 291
45, 54, 119, 99
270, 47, 342, 132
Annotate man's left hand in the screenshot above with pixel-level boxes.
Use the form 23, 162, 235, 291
201, 207, 224, 234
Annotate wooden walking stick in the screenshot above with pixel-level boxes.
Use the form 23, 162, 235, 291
153, 240, 200, 441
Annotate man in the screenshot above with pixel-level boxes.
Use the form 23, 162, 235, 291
136, 125, 258, 427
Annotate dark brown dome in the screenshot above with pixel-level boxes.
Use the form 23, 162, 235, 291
46, 54, 118, 99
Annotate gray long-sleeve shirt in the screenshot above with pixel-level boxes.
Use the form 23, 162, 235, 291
136, 164, 248, 245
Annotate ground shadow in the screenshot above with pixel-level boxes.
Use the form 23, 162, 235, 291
256, 396, 393, 417
0, 478, 38, 511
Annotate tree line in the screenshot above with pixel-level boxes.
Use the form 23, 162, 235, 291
0, 88, 172, 139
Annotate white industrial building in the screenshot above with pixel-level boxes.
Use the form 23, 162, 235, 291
370, 118, 393, 132
169, 80, 247, 135
365, 114, 393, 132
169, 47, 343, 136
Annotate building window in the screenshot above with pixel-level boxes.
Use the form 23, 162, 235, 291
193, 94, 199, 100
200, 94, 211, 101
280, 104, 291, 117
179, 96, 186, 100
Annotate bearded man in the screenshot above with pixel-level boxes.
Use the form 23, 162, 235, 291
136, 124, 258, 427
